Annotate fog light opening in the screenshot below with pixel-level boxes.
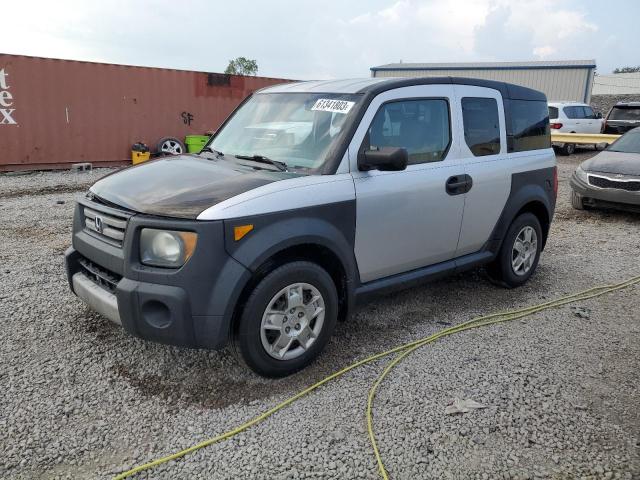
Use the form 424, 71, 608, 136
141, 300, 172, 329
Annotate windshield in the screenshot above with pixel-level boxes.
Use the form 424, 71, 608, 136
609, 106, 640, 121
548, 106, 559, 119
207, 93, 362, 172
607, 129, 640, 153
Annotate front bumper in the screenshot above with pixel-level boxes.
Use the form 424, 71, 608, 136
65, 198, 252, 350
72, 271, 121, 324
570, 172, 640, 209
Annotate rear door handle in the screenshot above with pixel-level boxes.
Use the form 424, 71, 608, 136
446, 174, 473, 195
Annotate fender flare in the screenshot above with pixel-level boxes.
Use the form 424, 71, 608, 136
486, 182, 554, 255
225, 215, 358, 280
220, 205, 359, 326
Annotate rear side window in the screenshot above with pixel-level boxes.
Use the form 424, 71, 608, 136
462, 97, 500, 156
548, 106, 559, 119
563, 106, 585, 119
366, 99, 451, 164
509, 100, 551, 152
609, 106, 640, 121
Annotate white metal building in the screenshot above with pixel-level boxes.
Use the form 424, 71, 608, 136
371, 60, 596, 103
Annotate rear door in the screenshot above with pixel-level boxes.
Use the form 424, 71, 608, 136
453, 85, 510, 256
349, 85, 466, 283
563, 106, 582, 132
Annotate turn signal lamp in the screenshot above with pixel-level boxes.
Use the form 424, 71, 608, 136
234, 224, 254, 241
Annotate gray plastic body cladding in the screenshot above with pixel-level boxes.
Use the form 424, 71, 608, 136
223, 200, 358, 276
485, 167, 556, 254
354, 250, 493, 304
70, 201, 251, 349
222, 200, 358, 318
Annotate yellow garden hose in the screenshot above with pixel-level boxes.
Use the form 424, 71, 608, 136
114, 274, 640, 480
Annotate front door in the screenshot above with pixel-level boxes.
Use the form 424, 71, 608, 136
582, 106, 600, 133
563, 106, 582, 132
349, 85, 466, 283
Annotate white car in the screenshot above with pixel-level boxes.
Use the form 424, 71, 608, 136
548, 101, 604, 155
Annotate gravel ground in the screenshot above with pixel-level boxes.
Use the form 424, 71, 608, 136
1, 151, 639, 480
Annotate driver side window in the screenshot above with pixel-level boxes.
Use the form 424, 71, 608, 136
363, 99, 451, 165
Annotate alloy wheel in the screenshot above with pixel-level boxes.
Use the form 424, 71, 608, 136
260, 283, 325, 361
160, 139, 183, 155
511, 226, 538, 276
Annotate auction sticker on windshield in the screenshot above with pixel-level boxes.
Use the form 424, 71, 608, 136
311, 99, 355, 114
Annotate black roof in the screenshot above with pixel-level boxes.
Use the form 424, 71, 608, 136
357, 76, 547, 102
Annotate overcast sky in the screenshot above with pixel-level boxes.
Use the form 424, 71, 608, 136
3, 0, 638, 78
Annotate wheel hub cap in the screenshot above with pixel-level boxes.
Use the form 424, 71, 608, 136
260, 283, 325, 361
511, 226, 538, 276
161, 140, 182, 155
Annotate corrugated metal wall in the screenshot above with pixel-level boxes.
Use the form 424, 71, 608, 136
373, 68, 593, 103
0, 54, 291, 171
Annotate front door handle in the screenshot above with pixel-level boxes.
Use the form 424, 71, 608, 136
446, 174, 473, 195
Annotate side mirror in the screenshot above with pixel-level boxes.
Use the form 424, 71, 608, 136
596, 112, 603, 119
358, 147, 408, 172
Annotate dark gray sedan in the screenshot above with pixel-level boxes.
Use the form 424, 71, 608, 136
570, 127, 640, 212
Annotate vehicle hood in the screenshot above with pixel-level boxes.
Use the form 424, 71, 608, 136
90, 154, 301, 219
581, 151, 640, 176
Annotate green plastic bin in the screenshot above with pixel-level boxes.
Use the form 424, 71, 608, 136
185, 135, 210, 153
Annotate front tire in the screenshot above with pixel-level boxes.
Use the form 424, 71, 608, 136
571, 189, 585, 210
487, 213, 542, 288
232, 261, 338, 377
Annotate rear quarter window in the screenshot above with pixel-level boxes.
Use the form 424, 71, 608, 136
509, 100, 551, 152
548, 106, 559, 119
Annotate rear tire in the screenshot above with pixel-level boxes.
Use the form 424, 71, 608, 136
486, 213, 542, 288
232, 261, 338, 377
571, 189, 585, 210
560, 143, 575, 155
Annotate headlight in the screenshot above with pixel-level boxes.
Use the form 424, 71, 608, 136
575, 166, 589, 183
140, 229, 197, 268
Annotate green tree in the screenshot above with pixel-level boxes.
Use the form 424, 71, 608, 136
224, 57, 258, 76
613, 66, 640, 74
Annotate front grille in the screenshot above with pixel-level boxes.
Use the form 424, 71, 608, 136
78, 257, 122, 293
588, 175, 640, 192
82, 206, 128, 247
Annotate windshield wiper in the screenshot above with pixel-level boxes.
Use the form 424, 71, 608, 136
233, 154, 288, 171
200, 146, 225, 157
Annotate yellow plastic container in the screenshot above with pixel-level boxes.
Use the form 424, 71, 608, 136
132, 151, 151, 165
131, 142, 151, 164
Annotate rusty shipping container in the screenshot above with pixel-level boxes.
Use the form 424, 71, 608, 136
0, 54, 291, 171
